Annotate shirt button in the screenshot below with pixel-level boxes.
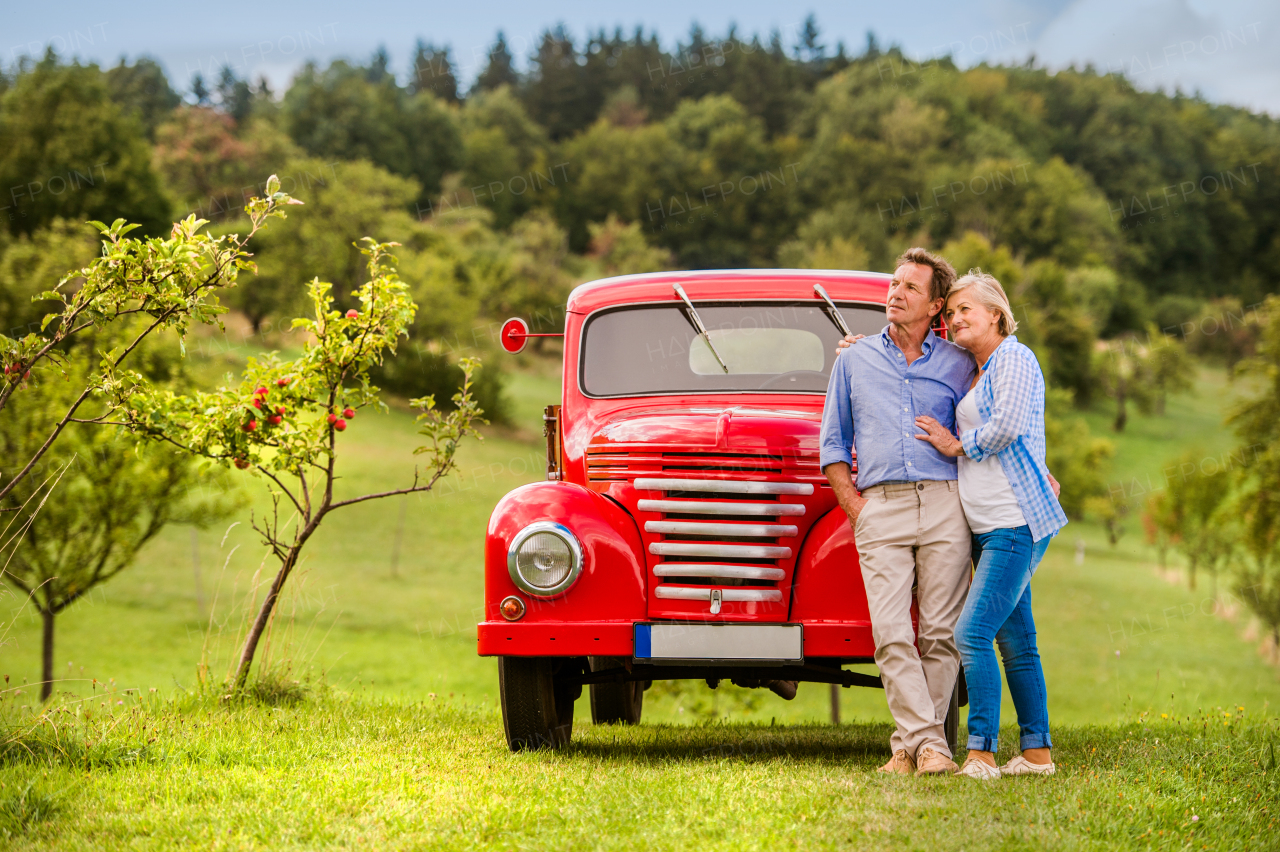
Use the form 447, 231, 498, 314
903, 407, 908, 411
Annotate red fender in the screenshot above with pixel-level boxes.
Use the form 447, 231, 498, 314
790, 506, 876, 658
479, 481, 646, 656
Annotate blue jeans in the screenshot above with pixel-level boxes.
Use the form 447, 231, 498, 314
956, 525, 1052, 753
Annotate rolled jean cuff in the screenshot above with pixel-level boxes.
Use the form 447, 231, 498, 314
1019, 732, 1052, 750
966, 734, 997, 752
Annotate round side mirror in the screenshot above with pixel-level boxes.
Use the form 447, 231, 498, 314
500, 317, 529, 354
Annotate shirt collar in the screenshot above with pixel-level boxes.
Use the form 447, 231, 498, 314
879, 325, 937, 355
981, 334, 1018, 371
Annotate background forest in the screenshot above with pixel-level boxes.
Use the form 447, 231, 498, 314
4, 21, 1277, 361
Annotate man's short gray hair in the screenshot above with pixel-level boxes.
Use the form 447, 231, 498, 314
948, 270, 1018, 336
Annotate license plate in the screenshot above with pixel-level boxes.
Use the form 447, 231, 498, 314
634, 623, 803, 665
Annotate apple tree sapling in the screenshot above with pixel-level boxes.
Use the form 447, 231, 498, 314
113, 240, 484, 689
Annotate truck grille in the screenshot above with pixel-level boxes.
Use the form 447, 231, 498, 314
639, 477, 802, 604
586, 448, 835, 618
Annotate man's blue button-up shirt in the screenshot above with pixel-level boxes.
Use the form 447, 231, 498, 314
819, 325, 977, 490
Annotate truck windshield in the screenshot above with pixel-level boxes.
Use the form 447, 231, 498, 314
580, 301, 888, 396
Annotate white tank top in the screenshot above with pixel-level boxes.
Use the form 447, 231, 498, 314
956, 387, 1027, 533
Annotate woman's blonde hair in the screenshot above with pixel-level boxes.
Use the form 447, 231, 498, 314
947, 269, 1018, 336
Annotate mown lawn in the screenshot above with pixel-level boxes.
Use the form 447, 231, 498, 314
0, 693, 1276, 850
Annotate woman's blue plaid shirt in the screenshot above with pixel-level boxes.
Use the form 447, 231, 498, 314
959, 335, 1068, 542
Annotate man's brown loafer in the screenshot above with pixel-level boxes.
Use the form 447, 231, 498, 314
877, 749, 917, 775
915, 747, 959, 775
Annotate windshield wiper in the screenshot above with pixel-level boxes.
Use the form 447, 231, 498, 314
673, 283, 729, 373
813, 283, 853, 337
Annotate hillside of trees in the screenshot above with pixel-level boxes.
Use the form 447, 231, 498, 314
1, 21, 1276, 414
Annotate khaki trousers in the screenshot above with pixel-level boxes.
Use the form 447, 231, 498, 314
855, 480, 971, 758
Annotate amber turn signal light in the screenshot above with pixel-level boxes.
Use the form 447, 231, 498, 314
499, 595, 526, 621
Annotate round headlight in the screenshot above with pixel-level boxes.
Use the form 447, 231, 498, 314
507, 521, 583, 596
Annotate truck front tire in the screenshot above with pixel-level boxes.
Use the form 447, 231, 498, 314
498, 657, 581, 750
588, 656, 644, 725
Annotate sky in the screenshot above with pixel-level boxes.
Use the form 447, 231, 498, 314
4, 0, 1277, 115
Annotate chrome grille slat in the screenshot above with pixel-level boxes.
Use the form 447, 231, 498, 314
637, 499, 805, 516
655, 587, 782, 602
644, 521, 797, 537
586, 446, 833, 609
649, 542, 791, 559
635, 477, 813, 495
653, 563, 785, 580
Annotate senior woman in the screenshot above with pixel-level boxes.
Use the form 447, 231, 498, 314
912, 270, 1068, 780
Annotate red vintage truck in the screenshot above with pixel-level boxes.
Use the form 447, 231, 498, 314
478, 269, 964, 750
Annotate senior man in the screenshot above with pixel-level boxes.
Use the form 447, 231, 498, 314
820, 247, 975, 777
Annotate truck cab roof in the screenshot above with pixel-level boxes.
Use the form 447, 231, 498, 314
566, 268, 892, 315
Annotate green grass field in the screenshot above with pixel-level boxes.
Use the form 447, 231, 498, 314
0, 695, 1276, 850
2, 343, 1278, 849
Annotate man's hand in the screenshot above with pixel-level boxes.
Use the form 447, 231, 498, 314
823, 461, 867, 527
847, 493, 869, 526
1048, 472, 1061, 498
834, 332, 867, 355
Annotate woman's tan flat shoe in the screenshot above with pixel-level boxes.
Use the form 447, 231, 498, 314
1001, 755, 1055, 776
957, 757, 1002, 779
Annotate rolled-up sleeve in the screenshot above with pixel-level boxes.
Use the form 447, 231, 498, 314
960, 348, 1036, 463
820, 351, 854, 470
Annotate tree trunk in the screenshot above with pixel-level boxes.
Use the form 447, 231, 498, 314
40, 609, 55, 702
1187, 556, 1197, 591
234, 547, 301, 689
1113, 377, 1128, 432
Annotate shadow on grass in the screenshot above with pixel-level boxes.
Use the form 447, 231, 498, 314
558, 721, 896, 766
